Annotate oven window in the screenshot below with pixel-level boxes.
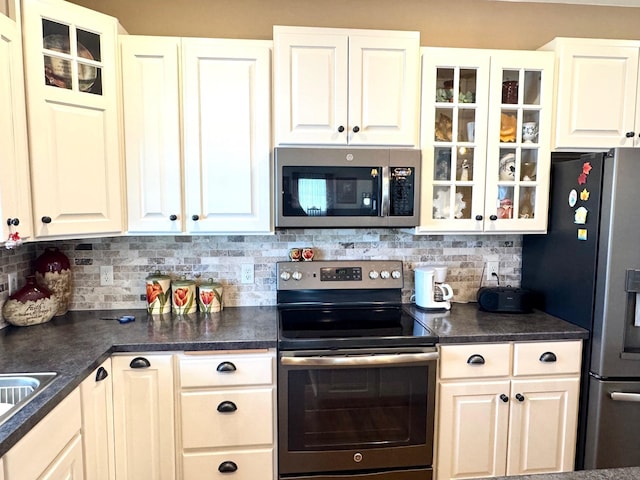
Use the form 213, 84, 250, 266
286, 364, 428, 450
281, 166, 381, 217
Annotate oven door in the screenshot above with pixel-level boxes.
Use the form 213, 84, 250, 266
278, 348, 438, 476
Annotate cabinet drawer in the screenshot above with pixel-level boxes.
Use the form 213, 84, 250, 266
179, 353, 274, 388
439, 343, 512, 379
513, 341, 582, 376
183, 448, 273, 480
181, 388, 273, 448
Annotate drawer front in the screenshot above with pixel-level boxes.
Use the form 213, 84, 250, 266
513, 340, 582, 376
182, 448, 273, 480
439, 343, 512, 379
181, 388, 273, 448
179, 353, 274, 388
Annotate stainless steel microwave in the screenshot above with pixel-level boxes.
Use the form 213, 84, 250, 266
275, 147, 421, 228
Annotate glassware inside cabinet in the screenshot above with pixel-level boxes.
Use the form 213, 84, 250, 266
497, 186, 514, 219
434, 148, 452, 181
519, 186, 536, 219
521, 149, 538, 181
42, 18, 102, 95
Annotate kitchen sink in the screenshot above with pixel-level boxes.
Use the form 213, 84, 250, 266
0, 373, 57, 427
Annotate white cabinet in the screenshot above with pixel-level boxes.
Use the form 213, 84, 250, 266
0, 11, 32, 244
540, 37, 640, 150
111, 353, 176, 480
120, 35, 272, 235
436, 341, 581, 479
3, 387, 84, 480
273, 26, 420, 146
176, 350, 276, 480
417, 47, 554, 234
80, 358, 115, 480
21, 0, 123, 239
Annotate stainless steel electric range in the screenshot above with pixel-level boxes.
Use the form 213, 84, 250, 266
276, 260, 439, 480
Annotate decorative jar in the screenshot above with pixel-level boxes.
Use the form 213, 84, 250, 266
198, 278, 223, 313
34, 247, 72, 316
171, 276, 196, 315
2, 276, 57, 326
145, 271, 172, 315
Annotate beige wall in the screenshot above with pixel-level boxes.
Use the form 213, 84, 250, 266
68, 0, 640, 49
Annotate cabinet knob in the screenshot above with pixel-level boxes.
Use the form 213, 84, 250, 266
6, 218, 19, 226
539, 351, 557, 363
191, 214, 199, 221
169, 214, 178, 221
218, 461, 238, 473
500, 394, 509, 403
217, 401, 238, 413
515, 393, 525, 402
467, 354, 485, 365
95, 366, 109, 382
41, 216, 52, 224
489, 215, 498, 221
129, 357, 151, 369
216, 361, 237, 373
352, 126, 360, 133
338, 125, 345, 133
475, 215, 483, 221
626, 131, 635, 138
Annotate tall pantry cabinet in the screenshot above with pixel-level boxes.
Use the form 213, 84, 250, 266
21, 0, 123, 238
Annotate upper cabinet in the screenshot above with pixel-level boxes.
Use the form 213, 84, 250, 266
120, 35, 272, 234
0, 10, 32, 244
21, 0, 123, 238
417, 47, 554, 234
273, 26, 420, 147
540, 37, 640, 150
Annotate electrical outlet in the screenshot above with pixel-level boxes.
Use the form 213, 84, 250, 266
100, 266, 114, 286
486, 261, 499, 281
241, 264, 254, 284
8, 273, 18, 295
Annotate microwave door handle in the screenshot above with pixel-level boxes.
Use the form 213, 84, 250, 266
381, 166, 390, 217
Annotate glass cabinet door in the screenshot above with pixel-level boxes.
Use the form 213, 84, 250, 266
419, 48, 490, 232
42, 18, 103, 95
486, 52, 554, 232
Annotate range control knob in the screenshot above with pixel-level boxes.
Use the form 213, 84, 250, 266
380, 270, 390, 279
292, 271, 303, 281
391, 270, 402, 279
280, 271, 291, 281
369, 270, 379, 279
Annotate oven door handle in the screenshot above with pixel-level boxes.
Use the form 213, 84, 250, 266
280, 351, 439, 367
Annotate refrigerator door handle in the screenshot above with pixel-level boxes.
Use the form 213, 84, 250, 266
610, 392, 640, 402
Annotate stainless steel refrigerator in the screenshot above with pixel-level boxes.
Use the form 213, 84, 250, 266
522, 148, 640, 470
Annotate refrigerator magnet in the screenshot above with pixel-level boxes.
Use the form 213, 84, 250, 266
574, 206, 588, 224
580, 188, 590, 201
577, 229, 588, 241
568, 189, 578, 207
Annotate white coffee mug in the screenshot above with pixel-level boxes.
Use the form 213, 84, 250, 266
522, 122, 538, 143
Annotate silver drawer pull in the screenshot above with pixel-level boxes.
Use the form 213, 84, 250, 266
611, 392, 640, 402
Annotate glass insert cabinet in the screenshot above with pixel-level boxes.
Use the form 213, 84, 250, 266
417, 47, 554, 234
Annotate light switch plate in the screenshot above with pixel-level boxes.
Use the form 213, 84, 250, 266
8, 273, 18, 295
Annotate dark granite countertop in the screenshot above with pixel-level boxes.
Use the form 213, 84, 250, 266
0, 301, 588, 457
0, 306, 277, 456
405, 302, 589, 344
478, 467, 640, 479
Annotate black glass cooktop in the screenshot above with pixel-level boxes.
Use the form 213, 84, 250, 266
278, 306, 438, 350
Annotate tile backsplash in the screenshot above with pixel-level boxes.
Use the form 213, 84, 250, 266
0, 229, 522, 326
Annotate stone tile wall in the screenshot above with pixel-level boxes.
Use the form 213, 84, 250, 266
0, 230, 522, 324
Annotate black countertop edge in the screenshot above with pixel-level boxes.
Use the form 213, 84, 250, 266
479, 466, 640, 479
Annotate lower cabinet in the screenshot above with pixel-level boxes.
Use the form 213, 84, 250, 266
436, 341, 581, 479
80, 358, 116, 480
176, 350, 276, 480
3, 387, 84, 480
111, 353, 176, 480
